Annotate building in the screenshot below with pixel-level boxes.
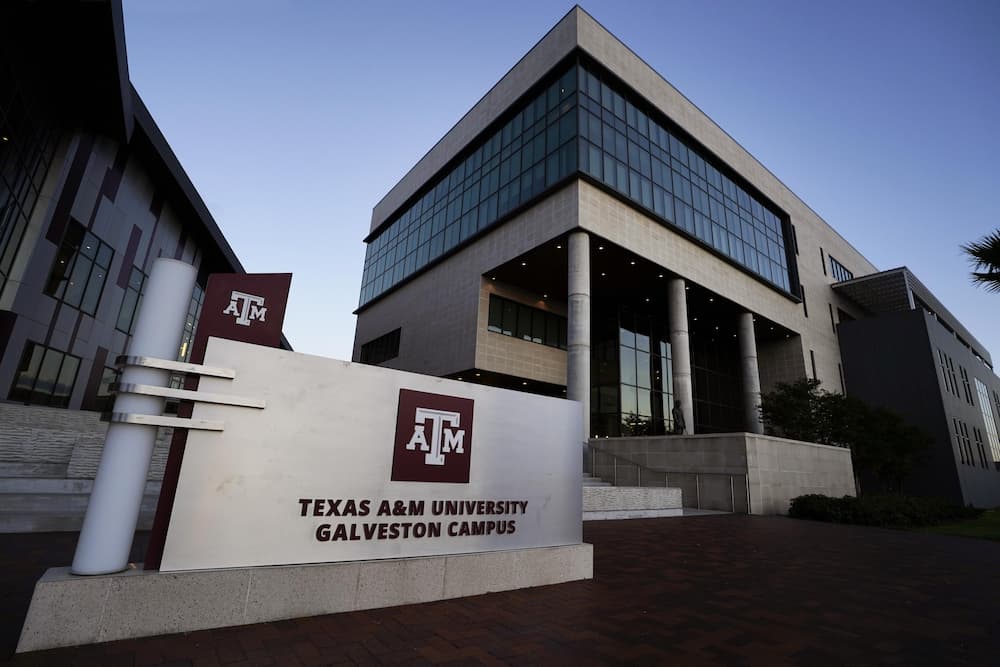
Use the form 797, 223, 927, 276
0, 1, 258, 530
837, 269, 1000, 507
352, 7, 1000, 507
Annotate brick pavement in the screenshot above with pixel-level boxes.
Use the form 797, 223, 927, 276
2, 516, 999, 665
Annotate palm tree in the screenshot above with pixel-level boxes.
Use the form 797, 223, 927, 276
962, 229, 1000, 293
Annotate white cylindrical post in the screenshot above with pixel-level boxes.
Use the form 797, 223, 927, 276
72, 258, 197, 575
567, 231, 591, 444
738, 311, 764, 434
667, 278, 694, 434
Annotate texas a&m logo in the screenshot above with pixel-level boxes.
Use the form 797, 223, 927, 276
222, 290, 267, 327
391, 389, 474, 483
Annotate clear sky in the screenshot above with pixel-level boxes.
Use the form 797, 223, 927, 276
121, 0, 1000, 364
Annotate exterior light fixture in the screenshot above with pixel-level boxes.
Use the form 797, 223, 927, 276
630, 261, 636, 265
556, 244, 562, 249
658, 274, 663, 278
521, 262, 526, 266
598, 246, 604, 250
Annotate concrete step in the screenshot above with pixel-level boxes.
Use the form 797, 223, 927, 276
583, 485, 684, 521
0, 478, 161, 533
582, 474, 612, 487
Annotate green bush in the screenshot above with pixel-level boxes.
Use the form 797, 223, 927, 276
788, 494, 981, 528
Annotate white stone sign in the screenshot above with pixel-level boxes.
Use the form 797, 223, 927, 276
160, 337, 583, 571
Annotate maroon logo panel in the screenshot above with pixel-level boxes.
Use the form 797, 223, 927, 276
193, 273, 292, 364
391, 389, 474, 484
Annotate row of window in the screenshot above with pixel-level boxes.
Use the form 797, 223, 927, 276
829, 255, 853, 282
360, 58, 795, 309
575, 62, 791, 294
8, 281, 206, 410
359, 328, 401, 365
953, 418, 991, 469
487, 294, 567, 350
359, 66, 579, 307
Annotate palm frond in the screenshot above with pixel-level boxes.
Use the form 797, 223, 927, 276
962, 229, 1000, 292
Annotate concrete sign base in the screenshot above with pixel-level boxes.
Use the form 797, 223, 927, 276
17, 542, 593, 653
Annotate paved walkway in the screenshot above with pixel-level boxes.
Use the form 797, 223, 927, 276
2, 516, 999, 665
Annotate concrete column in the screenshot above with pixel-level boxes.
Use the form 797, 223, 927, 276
667, 278, 694, 434
567, 231, 590, 443
72, 258, 197, 575
737, 311, 764, 434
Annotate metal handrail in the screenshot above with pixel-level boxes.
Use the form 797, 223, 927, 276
585, 442, 748, 512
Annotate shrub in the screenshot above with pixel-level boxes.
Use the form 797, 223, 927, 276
788, 494, 980, 528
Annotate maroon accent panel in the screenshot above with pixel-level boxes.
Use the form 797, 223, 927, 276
145, 272, 293, 570
99, 144, 129, 203
391, 389, 474, 484
144, 402, 192, 571
116, 225, 143, 288
0, 310, 17, 359
173, 229, 187, 260
81, 346, 109, 412
46, 134, 96, 244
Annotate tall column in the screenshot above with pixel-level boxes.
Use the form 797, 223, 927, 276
737, 311, 764, 434
72, 258, 197, 575
567, 231, 591, 444
667, 278, 694, 434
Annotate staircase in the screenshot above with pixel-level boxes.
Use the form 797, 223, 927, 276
582, 449, 684, 520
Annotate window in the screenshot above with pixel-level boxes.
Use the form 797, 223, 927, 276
959, 366, 974, 406
360, 328, 401, 365
44, 219, 113, 315
828, 303, 837, 334
8, 341, 80, 408
819, 247, 827, 276
937, 349, 960, 398
94, 366, 119, 413
116, 266, 146, 334
810, 350, 817, 381
487, 294, 566, 349
829, 255, 854, 282
178, 283, 205, 363
959, 421, 973, 466
801, 284, 808, 317
974, 378, 1000, 466
973, 427, 987, 468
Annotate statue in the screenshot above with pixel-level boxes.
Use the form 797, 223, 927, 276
671, 399, 686, 435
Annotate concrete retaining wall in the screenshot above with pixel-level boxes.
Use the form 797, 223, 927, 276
592, 433, 855, 515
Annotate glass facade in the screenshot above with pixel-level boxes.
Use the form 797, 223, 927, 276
576, 62, 791, 293
359, 58, 795, 308
359, 66, 579, 307
1, 63, 59, 294
974, 378, 1000, 465
591, 303, 674, 437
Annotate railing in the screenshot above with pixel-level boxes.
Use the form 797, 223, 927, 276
585, 443, 750, 513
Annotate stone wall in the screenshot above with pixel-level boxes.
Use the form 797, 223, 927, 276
0, 402, 172, 532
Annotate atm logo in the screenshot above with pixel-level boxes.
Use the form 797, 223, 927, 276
391, 389, 474, 483
222, 290, 267, 327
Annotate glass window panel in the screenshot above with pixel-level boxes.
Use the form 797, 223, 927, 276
501, 300, 517, 336
51, 354, 79, 408
620, 346, 637, 385
517, 304, 533, 340
637, 389, 651, 417
546, 313, 559, 346
620, 384, 638, 415
9, 343, 44, 400
636, 351, 651, 389
32, 348, 63, 404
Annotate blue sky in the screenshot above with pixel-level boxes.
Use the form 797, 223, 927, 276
121, 0, 1000, 364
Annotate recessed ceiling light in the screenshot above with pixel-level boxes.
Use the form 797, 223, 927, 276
491, 276, 496, 280
715, 326, 719, 330
693, 317, 698, 321
709, 298, 714, 302
658, 274, 663, 278
521, 262, 526, 266
543, 294, 548, 298
475, 373, 481, 377
556, 244, 562, 249
522, 381, 528, 386
601, 272, 606, 276
630, 261, 636, 265
598, 246, 604, 250
645, 298, 650, 302
457, 377, 463, 381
